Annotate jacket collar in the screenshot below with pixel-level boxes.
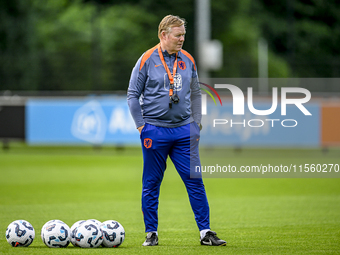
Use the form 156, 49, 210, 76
161, 49, 183, 59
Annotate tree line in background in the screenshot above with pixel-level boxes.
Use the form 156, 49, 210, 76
0, 0, 339, 91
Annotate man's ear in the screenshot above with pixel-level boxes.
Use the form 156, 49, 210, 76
161, 31, 168, 40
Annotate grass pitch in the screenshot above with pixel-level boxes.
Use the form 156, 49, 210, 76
0, 144, 339, 254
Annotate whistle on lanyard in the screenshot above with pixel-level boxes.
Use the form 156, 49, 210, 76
169, 83, 180, 109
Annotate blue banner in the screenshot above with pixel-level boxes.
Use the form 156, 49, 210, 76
26, 98, 320, 147
26, 97, 140, 145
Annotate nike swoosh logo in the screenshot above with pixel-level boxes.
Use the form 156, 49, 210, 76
155, 64, 162, 67
202, 240, 212, 245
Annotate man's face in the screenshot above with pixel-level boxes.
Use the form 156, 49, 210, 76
163, 25, 186, 54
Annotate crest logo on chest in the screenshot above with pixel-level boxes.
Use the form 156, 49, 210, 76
178, 61, 186, 70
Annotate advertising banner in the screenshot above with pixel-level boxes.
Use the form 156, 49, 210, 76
26, 97, 139, 145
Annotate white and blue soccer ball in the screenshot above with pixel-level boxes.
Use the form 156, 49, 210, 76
6, 220, 35, 247
74, 220, 103, 248
70, 220, 86, 246
41, 220, 70, 248
100, 220, 125, 248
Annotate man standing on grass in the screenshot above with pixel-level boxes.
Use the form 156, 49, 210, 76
127, 14, 226, 247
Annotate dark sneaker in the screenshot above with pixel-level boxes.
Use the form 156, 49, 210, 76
200, 231, 226, 246
142, 232, 158, 246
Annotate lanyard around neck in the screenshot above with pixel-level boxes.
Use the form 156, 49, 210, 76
158, 45, 178, 90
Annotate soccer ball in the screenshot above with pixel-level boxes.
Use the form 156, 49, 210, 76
41, 220, 70, 248
100, 220, 125, 248
74, 220, 103, 248
70, 220, 86, 246
6, 220, 35, 247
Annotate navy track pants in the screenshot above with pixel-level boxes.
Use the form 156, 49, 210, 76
140, 122, 210, 232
